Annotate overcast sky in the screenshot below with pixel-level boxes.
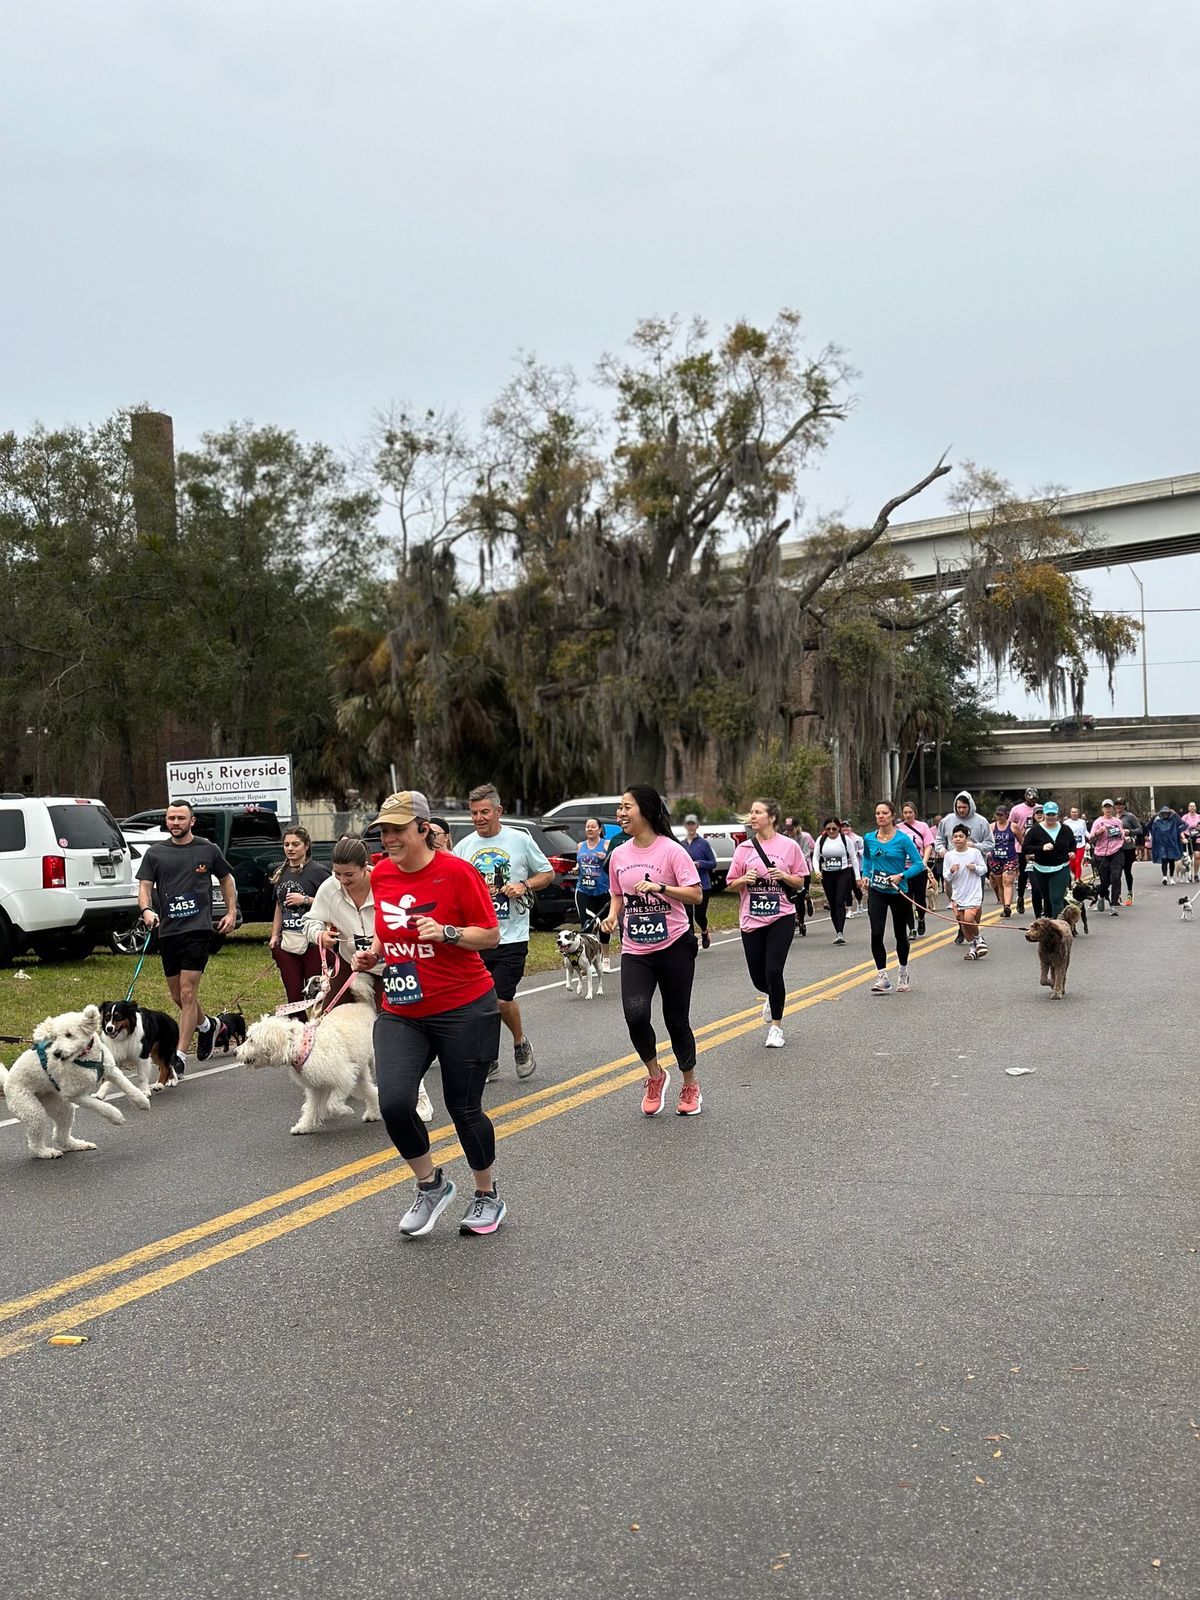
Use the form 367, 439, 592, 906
4, 0, 1197, 719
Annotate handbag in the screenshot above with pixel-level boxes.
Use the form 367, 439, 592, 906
749, 834, 805, 910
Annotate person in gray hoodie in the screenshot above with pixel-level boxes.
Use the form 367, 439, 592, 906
935, 792, 995, 943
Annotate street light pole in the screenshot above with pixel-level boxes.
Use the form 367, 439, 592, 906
1126, 565, 1149, 720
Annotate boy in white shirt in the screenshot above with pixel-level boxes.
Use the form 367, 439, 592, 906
945, 822, 989, 960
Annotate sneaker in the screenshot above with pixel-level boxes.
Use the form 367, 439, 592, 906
954, 932, 964, 946
834, 932, 846, 945
1109, 907, 1119, 917
676, 1080, 703, 1114
897, 971, 911, 992
870, 973, 893, 995
485, 1060, 500, 1082
700, 930, 711, 951
398, 1169, 457, 1237
174, 1052, 187, 1076
965, 946, 979, 961
459, 1188, 507, 1236
806, 897, 815, 918
1124, 896, 1133, 907
1002, 906, 1012, 919
1017, 901, 1026, 915
641, 1068, 670, 1116
915, 921, 926, 937
195, 1017, 215, 1061
975, 942, 989, 958
797, 922, 807, 937
764, 1025, 785, 1048
602, 955, 613, 972
513, 1039, 536, 1080
1162, 875, 1168, 886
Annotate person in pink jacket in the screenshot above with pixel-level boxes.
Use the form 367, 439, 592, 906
1088, 798, 1127, 917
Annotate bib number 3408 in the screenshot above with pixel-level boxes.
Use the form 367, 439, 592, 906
383, 962, 424, 1007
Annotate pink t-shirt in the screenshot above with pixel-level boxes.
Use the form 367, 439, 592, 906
729, 835, 809, 931
1089, 815, 1127, 856
1183, 811, 1200, 835
1008, 802, 1035, 837
900, 819, 934, 854
609, 834, 701, 955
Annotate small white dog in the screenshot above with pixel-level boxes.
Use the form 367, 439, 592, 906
0, 1004, 152, 1160
556, 928, 604, 1000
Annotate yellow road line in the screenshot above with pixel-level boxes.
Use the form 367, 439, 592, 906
1, 911, 985, 1355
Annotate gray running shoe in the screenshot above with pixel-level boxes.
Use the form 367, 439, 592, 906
398, 1169, 457, 1238
460, 1189, 507, 1235
485, 1060, 500, 1082
834, 932, 846, 944
514, 1039, 536, 1079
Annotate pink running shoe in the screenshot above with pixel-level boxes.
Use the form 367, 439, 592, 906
641, 1068, 670, 1116
676, 1080, 703, 1116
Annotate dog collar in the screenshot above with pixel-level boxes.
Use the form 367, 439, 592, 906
292, 1023, 319, 1073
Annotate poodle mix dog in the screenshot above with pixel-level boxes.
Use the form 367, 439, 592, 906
0, 1004, 152, 1160
99, 999, 182, 1092
1025, 903, 1081, 999
556, 928, 604, 1000
238, 1003, 382, 1135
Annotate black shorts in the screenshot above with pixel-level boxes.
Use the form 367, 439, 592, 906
158, 931, 212, 978
480, 941, 527, 1002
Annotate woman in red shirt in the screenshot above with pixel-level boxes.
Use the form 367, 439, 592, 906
353, 790, 505, 1238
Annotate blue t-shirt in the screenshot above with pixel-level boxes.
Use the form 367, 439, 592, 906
861, 829, 925, 895
681, 834, 717, 891
453, 825, 553, 946
575, 840, 610, 897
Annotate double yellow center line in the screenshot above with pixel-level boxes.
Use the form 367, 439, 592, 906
0, 911, 993, 1360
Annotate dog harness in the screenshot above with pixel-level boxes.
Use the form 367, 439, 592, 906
291, 1023, 319, 1073
34, 1035, 106, 1093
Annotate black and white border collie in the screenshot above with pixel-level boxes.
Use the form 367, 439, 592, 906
99, 1000, 183, 1093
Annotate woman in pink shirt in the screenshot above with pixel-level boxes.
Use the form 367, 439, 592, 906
602, 786, 704, 1118
727, 799, 809, 1049
899, 802, 935, 937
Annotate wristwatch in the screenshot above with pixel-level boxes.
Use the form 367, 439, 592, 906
443, 924, 462, 945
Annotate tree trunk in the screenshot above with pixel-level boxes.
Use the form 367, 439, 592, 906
627, 717, 667, 792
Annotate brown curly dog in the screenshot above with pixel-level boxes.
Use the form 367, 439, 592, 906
1024, 903, 1081, 999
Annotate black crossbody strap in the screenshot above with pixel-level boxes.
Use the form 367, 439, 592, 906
749, 834, 802, 906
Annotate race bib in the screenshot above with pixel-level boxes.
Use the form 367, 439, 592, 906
624, 911, 668, 946
748, 891, 782, 918
869, 870, 894, 891
282, 909, 304, 931
382, 962, 424, 1007
579, 867, 600, 893
165, 894, 200, 920
493, 896, 511, 922
353, 934, 373, 952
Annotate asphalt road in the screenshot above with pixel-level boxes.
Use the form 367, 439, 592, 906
1, 869, 1196, 1599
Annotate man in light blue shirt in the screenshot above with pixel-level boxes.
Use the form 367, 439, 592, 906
453, 784, 553, 1081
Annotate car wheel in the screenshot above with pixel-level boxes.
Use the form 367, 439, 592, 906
32, 930, 95, 963
109, 919, 154, 956
0, 914, 14, 968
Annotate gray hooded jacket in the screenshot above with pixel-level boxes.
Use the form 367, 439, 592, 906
935, 790, 995, 857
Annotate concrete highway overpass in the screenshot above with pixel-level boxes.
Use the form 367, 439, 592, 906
775, 469, 1200, 592
963, 715, 1200, 795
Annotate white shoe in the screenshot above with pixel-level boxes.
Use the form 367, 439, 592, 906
602, 956, 613, 973
870, 973, 893, 994
834, 932, 846, 944
765, 1024, 785, 1048
1162, 875, 1168, 885
761, 997, 771, 1023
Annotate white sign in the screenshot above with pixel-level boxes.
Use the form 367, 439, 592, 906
166, 756, 293, 816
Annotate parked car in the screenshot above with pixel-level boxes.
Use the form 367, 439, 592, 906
438, 815, 579, 931
109, 829, 242, 956
121, 806, 373, 924
0, 794, 139, 965
541, 795, 744, 890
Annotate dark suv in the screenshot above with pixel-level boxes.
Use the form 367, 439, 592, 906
439, 815, 578, 931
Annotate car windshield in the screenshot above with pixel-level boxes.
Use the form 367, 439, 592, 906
47, 803, 124, 852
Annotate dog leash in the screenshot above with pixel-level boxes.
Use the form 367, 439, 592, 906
124, 926, 157, 1003
274, 961, 360, 1018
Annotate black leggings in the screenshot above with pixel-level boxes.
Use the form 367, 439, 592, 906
741, 917, 795, 1021
1122, 849, 1137, 894
1096, 852, 1124, 907
620, 935, 697, 1072
906, 867, 929, 929
373, 992, 501, 1173
820, 867, 856, 934
576, 892, 612, 946
867, 889, 910, 969
688, 889, 712, 935
1160, 859, 1178, 879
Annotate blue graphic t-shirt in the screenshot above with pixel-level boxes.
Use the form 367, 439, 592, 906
575, 840, 610, 897
453, 825, 553, 946
860, 829, 925, 895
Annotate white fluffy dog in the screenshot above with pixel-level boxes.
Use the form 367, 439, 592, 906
0, 1004, 152, 1160
237, 1001, 423, 1135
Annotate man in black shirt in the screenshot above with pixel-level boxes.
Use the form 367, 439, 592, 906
137, 801, 238, 1069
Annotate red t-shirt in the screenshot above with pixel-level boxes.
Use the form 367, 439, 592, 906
371, 853, 497, 1019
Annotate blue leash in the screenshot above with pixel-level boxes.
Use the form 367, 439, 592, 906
125, 925, 156, 1002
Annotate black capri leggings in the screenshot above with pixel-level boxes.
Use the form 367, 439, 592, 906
741, 916, 796, 1022
820, 867, 856, 934
1096, 851, 1124, 908
576, 891, 612, 946
373, 992, 501, 1173
1122, 848, 1137, 895
867, 888, 910, 969
620, 935, 697, 1072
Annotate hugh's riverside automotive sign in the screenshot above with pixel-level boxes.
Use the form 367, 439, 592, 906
166, 757, 293, 816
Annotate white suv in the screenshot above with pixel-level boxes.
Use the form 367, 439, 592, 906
0, 795, 138, 965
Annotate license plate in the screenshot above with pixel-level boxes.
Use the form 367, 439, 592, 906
98, 862, 116, 880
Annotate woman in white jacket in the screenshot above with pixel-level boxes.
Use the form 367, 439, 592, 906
301, 835, 382, 1007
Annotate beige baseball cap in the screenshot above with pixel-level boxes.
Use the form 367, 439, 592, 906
370, 790, 432, 827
